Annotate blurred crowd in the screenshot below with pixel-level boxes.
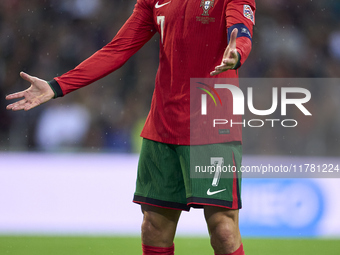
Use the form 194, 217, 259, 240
0, 0, 339, 156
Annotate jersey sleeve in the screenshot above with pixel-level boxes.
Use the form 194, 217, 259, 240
226, 0, 256, 68
51, 0, 156, 97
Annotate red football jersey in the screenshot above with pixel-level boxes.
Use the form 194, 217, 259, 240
52, 0, 256, 145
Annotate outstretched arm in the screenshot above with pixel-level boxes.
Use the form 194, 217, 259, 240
54, 0, 155, 96
211, 0, 255, 76
6, 72, 54, 111
6, 0, 155, 110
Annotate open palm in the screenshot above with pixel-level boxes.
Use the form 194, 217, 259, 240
6, 72, 54, 111
210, 28, 239, 76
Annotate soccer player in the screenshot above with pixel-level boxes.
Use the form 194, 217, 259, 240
6, 0, 255, 254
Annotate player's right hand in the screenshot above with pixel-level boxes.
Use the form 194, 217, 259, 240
6, 72, 54, 111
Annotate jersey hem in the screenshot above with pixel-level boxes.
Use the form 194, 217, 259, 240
187, 197, 242, 210
133, 195, 242, 210
133, 195, 190, 211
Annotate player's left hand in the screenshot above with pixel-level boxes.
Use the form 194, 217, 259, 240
210, 28, 239, 76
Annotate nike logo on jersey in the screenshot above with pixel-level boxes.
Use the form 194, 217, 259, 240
207, 188, 226, 196
155, 1, 171, 8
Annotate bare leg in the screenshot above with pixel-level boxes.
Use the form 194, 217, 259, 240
204, 206, 242, 254
141, 204, 181, 247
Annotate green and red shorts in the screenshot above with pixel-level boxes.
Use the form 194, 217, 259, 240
133, 138, 242, 211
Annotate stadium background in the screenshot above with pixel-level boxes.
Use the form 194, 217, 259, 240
0, 0, 340, 254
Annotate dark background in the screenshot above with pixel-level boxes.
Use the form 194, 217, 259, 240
0, 0, 339, 155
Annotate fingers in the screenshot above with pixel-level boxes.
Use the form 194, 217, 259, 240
5, 91, 26, 100
24, 101, 41, 111
6, 98, 28, 111
6, 72, 34, 110
6, 72, 48, 111
210, 70, 220, 76
229, 28, 238, 50
210, 64, 232, 76
7, 97, 41, 111
210, 64, 230, 76
6, 72, 34, 100
223, 49, 238, 64
210, 29, 239, 76
210, 62, 236, 76
210, 50, 239, 76
20, 71, 35, 84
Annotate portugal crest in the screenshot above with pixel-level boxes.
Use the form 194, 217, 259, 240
200, 0, 215, 16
